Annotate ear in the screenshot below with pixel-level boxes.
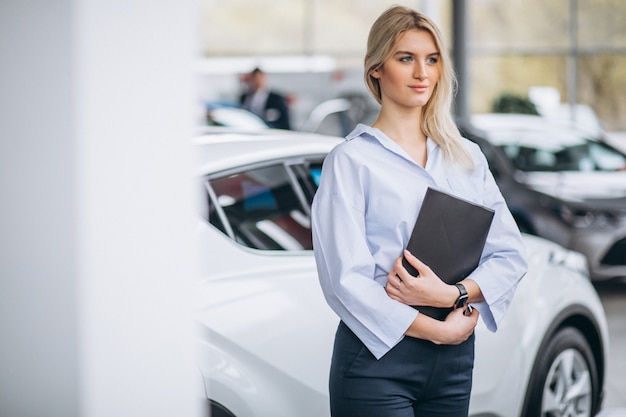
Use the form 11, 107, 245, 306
370, 68, 381, 79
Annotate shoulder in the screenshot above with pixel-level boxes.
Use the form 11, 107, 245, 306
459, 136, 489, 170
324, 136, 361, 166
459, 136, 482, 156
321, 132, 378, 182
326, 127, 378, 162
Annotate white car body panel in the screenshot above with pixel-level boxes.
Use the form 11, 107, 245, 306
196, 225, 335, 417
524, 171, 626, 202
194, 129, 610, 417
196, 222, 609, 417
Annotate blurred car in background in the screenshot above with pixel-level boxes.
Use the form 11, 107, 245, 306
299, 97, 354, 137
299, 93, 378, 137
204, 102, 270, 130
195, 128, 609, 417
461, 113, 626, 281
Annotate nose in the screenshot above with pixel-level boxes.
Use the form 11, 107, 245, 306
413, 62, 427, 80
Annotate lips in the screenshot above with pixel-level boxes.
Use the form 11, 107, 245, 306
409, 85, 428, 92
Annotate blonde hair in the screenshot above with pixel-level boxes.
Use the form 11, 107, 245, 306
365, 6, 474, 169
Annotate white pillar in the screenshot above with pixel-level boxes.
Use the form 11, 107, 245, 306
0, 1, 201, 416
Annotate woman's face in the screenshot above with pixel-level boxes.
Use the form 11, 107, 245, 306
371, 29, 441, 110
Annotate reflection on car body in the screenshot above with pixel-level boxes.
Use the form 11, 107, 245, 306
196, 127, 609, 417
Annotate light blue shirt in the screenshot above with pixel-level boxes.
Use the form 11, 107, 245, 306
312, 124, 528, 359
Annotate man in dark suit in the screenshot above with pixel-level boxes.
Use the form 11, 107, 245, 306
240, 67, 291, 130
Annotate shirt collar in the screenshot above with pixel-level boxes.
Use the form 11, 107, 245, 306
345, 123, 374, 141
346, 123, 438, 165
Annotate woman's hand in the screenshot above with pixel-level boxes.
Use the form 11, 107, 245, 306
438, 306, 479, 344
386, 250, 457, 308
406, 305, 479, 345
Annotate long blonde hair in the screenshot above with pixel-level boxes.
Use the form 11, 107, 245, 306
365, 6, 474, 169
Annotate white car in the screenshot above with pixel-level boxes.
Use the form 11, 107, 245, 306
195, 128, 609, 417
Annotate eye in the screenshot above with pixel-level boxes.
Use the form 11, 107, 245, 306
399, 55, 414, 63
426, 55, 439, 64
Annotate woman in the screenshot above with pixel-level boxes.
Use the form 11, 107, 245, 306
311, 6, 528, 417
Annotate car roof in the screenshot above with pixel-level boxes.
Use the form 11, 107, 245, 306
470, 113, 597, 148
194, 128, 343, 175
471, 113, 582, 131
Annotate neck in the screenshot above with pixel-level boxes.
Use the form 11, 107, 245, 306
372, 106, 427, 146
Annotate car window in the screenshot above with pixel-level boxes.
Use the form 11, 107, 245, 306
501, 141, 626, 172
589, 142, 626, 171
487, 127, 626, 172
292, 160, 324, 205
205, 162, 316, 251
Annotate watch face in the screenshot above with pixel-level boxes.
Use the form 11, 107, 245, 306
456, 293, 469, 309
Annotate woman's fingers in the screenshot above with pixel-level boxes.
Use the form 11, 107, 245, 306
444, 307, 479, 344
388, 258, 407, 286
403, 250, 431, 275
394, 251, 432, 281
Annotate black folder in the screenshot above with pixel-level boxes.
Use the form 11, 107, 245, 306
402, 187, 495, 320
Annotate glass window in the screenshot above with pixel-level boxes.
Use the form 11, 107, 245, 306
207, 164, 313, 251
203, 185, 227, 236
500, 140, 626, 172
590, 142, 626, 171
292, 159, 324, 205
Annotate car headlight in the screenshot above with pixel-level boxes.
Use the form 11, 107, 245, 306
558, 204, 626, 228
548, 246, 590, 278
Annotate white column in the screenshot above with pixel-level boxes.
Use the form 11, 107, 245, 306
0, 0, 201, 416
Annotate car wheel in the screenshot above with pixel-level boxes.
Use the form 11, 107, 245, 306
522, 327, 599, 417
207, 400, 236, 417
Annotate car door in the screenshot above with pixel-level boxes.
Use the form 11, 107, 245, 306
198, 154, 337, 416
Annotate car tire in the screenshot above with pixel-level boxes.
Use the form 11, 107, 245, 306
522, 326, 599, 417
207, 400, 236, 417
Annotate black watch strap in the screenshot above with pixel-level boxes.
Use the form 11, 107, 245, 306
454, 283, 469, 309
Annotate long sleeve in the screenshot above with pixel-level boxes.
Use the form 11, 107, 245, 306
460, 147, 528, 331
311, 125, 528, 359
312, 148, 418, 360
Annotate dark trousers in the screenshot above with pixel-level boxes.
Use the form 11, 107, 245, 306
329, 321, 475, 417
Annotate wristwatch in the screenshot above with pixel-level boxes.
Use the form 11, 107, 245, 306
454, 283, 469, 309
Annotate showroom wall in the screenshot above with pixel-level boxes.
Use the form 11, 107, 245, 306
200, 0, 626, 130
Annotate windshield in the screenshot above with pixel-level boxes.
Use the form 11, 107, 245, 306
491, 130, 626, 172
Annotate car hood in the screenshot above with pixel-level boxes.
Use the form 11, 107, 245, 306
522, 171, 626, 204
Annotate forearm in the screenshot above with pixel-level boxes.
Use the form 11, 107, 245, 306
405, 307, 478, 345
458, 279, 484, 305
425, 279, 484, 308
405, 312, 447, 343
